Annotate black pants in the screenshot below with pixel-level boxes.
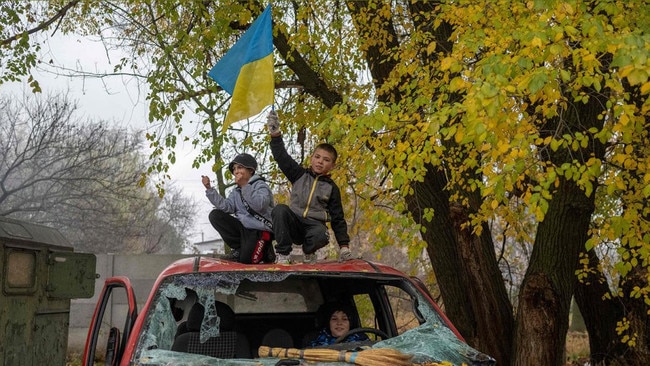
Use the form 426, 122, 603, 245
271, 204, 329, 255
208, 209, 271, 264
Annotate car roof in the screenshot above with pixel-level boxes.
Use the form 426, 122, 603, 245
158, 256, 408, 278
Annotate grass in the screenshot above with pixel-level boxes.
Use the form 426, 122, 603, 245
66, 353, 102, 366
565, 331, 590, 365
65, 353, 82, 366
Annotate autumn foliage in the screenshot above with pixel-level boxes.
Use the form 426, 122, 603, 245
2, 0, 649, 365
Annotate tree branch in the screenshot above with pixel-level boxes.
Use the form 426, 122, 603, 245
0, 1, 80, 46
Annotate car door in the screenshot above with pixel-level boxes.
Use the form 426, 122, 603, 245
82, 276, 137, 366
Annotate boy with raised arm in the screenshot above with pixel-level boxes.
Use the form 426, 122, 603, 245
266, 111, 353, 264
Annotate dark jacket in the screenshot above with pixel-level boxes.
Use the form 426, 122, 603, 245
270, 136, 349, 246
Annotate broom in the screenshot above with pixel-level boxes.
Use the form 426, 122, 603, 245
258, 346, 413, 366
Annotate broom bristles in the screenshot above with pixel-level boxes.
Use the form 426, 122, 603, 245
258, 345, 413, 366
346, 348, 412, 366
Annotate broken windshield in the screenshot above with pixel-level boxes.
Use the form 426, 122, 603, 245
131, 271, 495, 366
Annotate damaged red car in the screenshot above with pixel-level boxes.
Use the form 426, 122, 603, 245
82, 257, 495, 365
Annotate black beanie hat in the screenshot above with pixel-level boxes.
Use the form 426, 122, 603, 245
228, 153, 258, 173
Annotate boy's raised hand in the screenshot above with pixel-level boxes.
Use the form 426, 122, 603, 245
201, 175, 212, 189
266, 110, 280, 136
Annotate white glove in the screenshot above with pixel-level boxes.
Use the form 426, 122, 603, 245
338, 246, 353, 262
266, 110, 280, 135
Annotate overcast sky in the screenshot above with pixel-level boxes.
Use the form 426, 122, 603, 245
5, 33, 219, 246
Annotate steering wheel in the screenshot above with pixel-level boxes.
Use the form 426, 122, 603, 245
334, 327, 389, 344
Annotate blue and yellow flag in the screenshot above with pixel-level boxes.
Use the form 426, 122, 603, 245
209, 4, 274, 131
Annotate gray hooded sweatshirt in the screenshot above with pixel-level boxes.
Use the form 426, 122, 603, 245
205, 175, 274, 232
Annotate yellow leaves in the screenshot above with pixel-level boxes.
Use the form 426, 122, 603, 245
449, 76, 470, 92
395, 140, 409, 154
530, 192, 549, 222
536, 135, 552, 146
453, 127, 465, 144
426, 41, 437, 56
518, 71, 549, 95
340, 0, 650, 302
556, 2, 575, 18
616, 47, 650, 86
616, 317, 638, 347
624, 157, 638, 170
575, 251, 596, 282
374, 224, 383, 236
439, 56, 453, 71
581, 52, 597, 64
630, 282, 646, 299
627, 68, 649, 87
423, 208, 435, 223
618, 112, 630, 127
563, 25, 580, 38
640, 81, 650, 95
550, 138, 562, 152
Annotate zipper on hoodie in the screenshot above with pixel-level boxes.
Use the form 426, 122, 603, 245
302, 176, 319, 218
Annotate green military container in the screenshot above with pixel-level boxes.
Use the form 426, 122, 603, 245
0, 216, 96, 366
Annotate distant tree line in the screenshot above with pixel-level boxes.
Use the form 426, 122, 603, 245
0, 92, 196, 254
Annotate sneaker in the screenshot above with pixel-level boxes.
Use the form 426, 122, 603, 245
303, 253, 317, 264
338, 247, 353, 262
276, 253, 292, 264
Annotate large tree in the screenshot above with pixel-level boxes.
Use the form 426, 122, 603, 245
2, 0, 649, 364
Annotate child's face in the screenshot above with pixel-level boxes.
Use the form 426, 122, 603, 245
232, 164, 254, 187
310, 148, 336, 175
329, 310, 350, 338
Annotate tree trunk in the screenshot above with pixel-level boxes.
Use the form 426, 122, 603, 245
407, 166, 514, 366
576, 253, 650, 365
574, 249, 627, 364
513, 176, 595, 365
617, 265, 650, 365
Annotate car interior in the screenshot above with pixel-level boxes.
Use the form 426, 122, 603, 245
161, 272, 423, 359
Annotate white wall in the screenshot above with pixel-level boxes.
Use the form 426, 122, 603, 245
67, 254, 192, 353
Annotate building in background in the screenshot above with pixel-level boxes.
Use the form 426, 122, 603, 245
193, 237, 225, 255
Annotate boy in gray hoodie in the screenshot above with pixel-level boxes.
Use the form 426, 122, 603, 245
202, 153, 275, 263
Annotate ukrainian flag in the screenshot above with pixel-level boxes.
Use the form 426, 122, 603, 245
209, 4, 274, 130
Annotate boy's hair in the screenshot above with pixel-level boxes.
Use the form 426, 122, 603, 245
315, 143, 338, 163
317, 301, 358, 329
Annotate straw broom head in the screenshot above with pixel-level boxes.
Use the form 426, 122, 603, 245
258, 346, 412, 366
344, 347, 412, 366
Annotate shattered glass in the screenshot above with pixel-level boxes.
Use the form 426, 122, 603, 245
131, 271, 495, 366
374, 297, 494, 364
135, 272, 293, 354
